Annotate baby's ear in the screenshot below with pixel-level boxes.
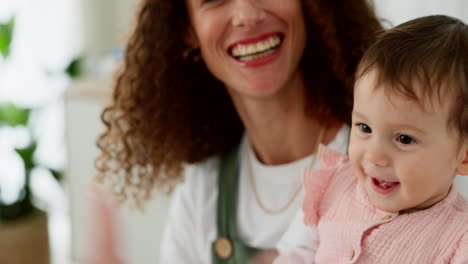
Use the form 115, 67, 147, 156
456, 142, 468, 175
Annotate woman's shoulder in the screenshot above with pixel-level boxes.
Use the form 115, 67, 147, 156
184, 156, 220, 180
176, 156, 221, 200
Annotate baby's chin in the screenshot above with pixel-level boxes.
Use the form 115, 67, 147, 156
372, 201, 402, 213
364, 186, 403, 213
368, 193, 435, 214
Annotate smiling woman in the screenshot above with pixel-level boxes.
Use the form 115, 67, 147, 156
95, 0, 382, 263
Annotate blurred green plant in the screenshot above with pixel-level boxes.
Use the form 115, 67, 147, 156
65, 56, 84, 79
0, 14, 71, 221
0, 16, 15, 59
0, 103, 63, 220
0, 103, 29, 126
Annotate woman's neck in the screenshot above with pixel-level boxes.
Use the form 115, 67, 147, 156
227, 74, 340, 165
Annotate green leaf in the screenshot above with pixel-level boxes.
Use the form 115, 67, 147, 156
0, 16, 15, 59
0, 102, 30, 126
65, 56, 83, 79
48, 168, 63, 182
15, 142, 37, 171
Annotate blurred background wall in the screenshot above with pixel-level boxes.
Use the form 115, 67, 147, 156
1, 1, 467, 264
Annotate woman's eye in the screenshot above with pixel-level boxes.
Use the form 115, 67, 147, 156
201, 0, 219, 4
396, 134, 416, 145
357, 123, 372, 133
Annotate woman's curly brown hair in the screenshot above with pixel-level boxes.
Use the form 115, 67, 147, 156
96, 0, 382, 206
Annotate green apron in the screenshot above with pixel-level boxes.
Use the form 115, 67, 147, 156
211, 146, 263, 263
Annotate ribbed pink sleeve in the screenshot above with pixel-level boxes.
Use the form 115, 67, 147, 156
302, 145, 349, 225
451, 232, 468, 264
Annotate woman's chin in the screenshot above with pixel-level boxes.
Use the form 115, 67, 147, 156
227, 76, 289, 98
235, 84, 283, 99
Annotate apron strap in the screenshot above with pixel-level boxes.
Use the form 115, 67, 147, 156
211, 145, 262, 263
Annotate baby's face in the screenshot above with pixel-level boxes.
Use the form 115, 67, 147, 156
348, 69, 465, 213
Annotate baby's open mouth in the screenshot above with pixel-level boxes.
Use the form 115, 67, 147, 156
372, 177, 400, 194
373, 178, 399, 189
228, 34, 283, 62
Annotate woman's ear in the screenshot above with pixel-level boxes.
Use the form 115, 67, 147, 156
183, 26, 202, 62
184, 26, 199, 49
456, 142, 468, 175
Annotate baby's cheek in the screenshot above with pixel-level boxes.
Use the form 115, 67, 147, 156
350, 161, 366, 182
399, 163, 425, 196
347, 140, 360, 164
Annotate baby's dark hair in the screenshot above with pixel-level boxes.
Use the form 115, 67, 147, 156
357, 15, 468, 138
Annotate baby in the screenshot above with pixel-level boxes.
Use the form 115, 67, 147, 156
274, 15, 468, 263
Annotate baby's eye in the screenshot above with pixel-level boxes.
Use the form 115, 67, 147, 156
396, 134, 416, 145
357, 123, 372, 133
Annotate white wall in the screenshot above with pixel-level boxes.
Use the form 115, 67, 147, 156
374, 0, 468, 26
66, 78, 172, 264
78, 0, 137, 73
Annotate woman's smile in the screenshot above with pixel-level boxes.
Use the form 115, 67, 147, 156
228, 32, 284, 67
186, 0, 306, 98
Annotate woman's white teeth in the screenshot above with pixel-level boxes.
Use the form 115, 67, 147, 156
238, 49, 275, 62
231, 35, 281, 58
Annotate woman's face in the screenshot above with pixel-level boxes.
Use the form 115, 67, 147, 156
185, 0, 307, 98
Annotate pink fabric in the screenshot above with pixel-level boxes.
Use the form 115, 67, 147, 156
283, 146, 468, 263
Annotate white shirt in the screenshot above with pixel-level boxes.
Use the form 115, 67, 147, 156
159, 125, 350, 264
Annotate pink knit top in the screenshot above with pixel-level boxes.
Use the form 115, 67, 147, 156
278, 146, 468, 264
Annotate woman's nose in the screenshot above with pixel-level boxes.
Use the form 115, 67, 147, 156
232, 0, 266, 28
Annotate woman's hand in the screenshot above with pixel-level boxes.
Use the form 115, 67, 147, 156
86, 185, 125, 264
250, 249, 279, 264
